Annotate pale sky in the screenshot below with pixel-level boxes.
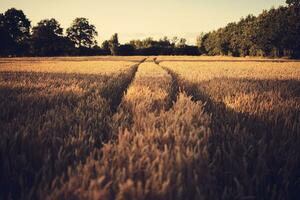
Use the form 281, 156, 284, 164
0, 0, 286, 45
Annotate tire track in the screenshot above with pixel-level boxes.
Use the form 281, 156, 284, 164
158, 63, 300, 200
111, 58, 172, 133
154, 58, 180, 110
49, 59, 212, 200
101, 58, 146, 113
157, 64, 238, 133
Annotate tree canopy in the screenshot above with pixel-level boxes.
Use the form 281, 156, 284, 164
31, 19, 72, 56
0, 3, 299, 57
286, 0, 300, 6
109, 33, 120, 55
0, 8, 30, 55
198, 3, 300, 58
3, 8, 31, 43
66, 18, 98, 48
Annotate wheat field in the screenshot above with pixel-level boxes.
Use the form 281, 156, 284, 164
0, 56, 299, 200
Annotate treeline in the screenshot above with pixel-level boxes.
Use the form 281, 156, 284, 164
0, 8, 198, 57
1, 0, 300, 57
0, 9, 101, 57
103, 35, 199, 56
198, 0, 300, 58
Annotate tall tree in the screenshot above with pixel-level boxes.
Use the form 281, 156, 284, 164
177, 38, 187, 47
196, 33, 206, 54
67, 18, 98, 48
101, 40, 110, 52
0, 14, 15, 56
171, 36, 178, 47
3, 8, 31, 43
109, 33, 119, 55
0, 8, 31, 55
31, 19, 72, 56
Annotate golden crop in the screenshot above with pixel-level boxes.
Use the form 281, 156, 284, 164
48, 59, 211, 200
0, 60, 134, 75
161, 60, 300, 199
0, 58, 141, 199
0, 57, 299, 200
161, 61, 300, 130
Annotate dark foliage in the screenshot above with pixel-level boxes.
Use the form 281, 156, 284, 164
198, 3, 300, 58
66, 18, 98, 48
0, 8, 31, 56
1, 1, 300, 57
30, 19, 73, 56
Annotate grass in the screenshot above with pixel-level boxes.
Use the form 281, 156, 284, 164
0, 57, 299, 200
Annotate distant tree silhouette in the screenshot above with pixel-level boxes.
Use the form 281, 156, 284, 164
200, 2, 300, 58
117, 44, 135, 56
157, 36, 172, 48
109, 33, 119, 55
101, 40, 110, 51
101, 40, 111, 55
4, 8, 31, 43
129, 39, 144, 49
0, 8, 31, 56
177, 38, 187, 48
0, 14, 14, 56
67, 18, 98, 48
31, 19, 73, 56
171, 36, 178, 47
128, 36, 199, 56
286, 0, 300, 6
1, 4, 299, 58
196, 33, 207, 54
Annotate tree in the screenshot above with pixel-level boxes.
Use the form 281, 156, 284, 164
0, 8, 31, 55
31, 19, 73, 56
101, 40, 110, 54
3, 8, 31, 43
142, 37, 154, 48
0, 14, 15, 56
196, 33, 206, 54
157, 36, 172, 48
67, 18, 98, 48
129, 39, 143, 49
198, 3, 300, 58
171, 36, 178, 47
117, 44, 135, 56
286, 0, 300, 6
177, 38, 187, 47
33, 18, 63, 36
109, 33, 119, 55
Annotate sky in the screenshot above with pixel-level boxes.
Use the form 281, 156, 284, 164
0, 0, 286, 45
